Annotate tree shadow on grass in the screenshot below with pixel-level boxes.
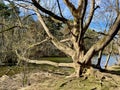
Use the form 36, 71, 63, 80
92, 64, 120, 76
98, 68, 120, 75
105, 70, 120, 75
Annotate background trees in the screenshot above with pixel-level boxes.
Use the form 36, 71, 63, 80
0, 1, 65, 65
0, 1, 19, 65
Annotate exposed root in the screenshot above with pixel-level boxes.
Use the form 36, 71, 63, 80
59, 79, 73, 87
65, 72, 78, 78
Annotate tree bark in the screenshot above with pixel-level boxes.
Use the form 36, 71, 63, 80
104, 41, 113, 69
96, 49, 103, 69
15, 50, 74, 68
104, 52, 112, 69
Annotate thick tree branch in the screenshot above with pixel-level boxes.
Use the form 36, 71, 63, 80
78, 0, 87, 18
77, 0, 88, 43
63, 0, 78, 18
81, 0, 88, 20
84, 0, 95, 31
15, 50, 74, 67
96, 14, 120, 51
34, 8, 75, 57
81, 13, 120, 64
31, 0, 68, 23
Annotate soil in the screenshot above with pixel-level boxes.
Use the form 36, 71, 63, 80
0, 67, 120, 90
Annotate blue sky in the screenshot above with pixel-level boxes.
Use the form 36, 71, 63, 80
38, 0, 110, 32
3, 0, 117, 32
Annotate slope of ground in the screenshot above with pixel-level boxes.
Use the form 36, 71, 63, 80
0, 68, 120, 90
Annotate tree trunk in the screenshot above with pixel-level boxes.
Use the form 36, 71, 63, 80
96, 49, 103, 69
105, 41, 113, 69
70, 52, 92, 78
73, 63, 93, 77
74, 62, 81, 77
104, 52, 112, 69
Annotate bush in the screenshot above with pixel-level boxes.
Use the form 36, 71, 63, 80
0, 51, 17, 66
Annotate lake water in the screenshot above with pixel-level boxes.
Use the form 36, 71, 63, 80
92, 55, 120, 68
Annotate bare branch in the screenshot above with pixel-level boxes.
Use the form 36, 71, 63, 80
80, 0, 88, 19
84, 0, 95, 31
34, 8, 75, 57
77, 0, 88, 43
15, 50, 74, 67
77, 0, 87, 18
60, 38, 71, 43
63, 0, 78, 18
56, 0, 64, 18
22, 13, 36, 20
16, 3, 34, 11
0, 26, 20, 33
116, 0, 120, 16
27, 37, 50, 50
34, 9, 54, 38
31, 0, 68, 23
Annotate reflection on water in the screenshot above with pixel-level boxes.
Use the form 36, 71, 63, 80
92, 55, 120, 68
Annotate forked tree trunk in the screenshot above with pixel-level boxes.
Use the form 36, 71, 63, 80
72, 62, 92, 77
71, 50, 93, 77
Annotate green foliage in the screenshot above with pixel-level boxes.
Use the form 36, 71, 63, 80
0, 2, 20, 19
0, 2, 20, 66
40, 57, 72, 63
0, 3, 10, 18
44, 16, 62, 36
84, 29, 99, 51
0, 51, 17, 66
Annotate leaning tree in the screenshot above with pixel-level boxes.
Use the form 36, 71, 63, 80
14, 0, 120, 77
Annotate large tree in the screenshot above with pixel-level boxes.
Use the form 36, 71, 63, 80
14, 0, 120, 77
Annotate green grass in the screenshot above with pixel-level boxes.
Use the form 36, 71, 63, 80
0, 66, 23, 77
40, 57, 72, 63
1, 57, 120, 78
1, 57, 120, 90
0, 57, 74, 77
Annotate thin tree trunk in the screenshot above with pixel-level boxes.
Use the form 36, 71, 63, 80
104, 42, 113, 69
104, 52, 112, 69
96, 49, 103, 69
